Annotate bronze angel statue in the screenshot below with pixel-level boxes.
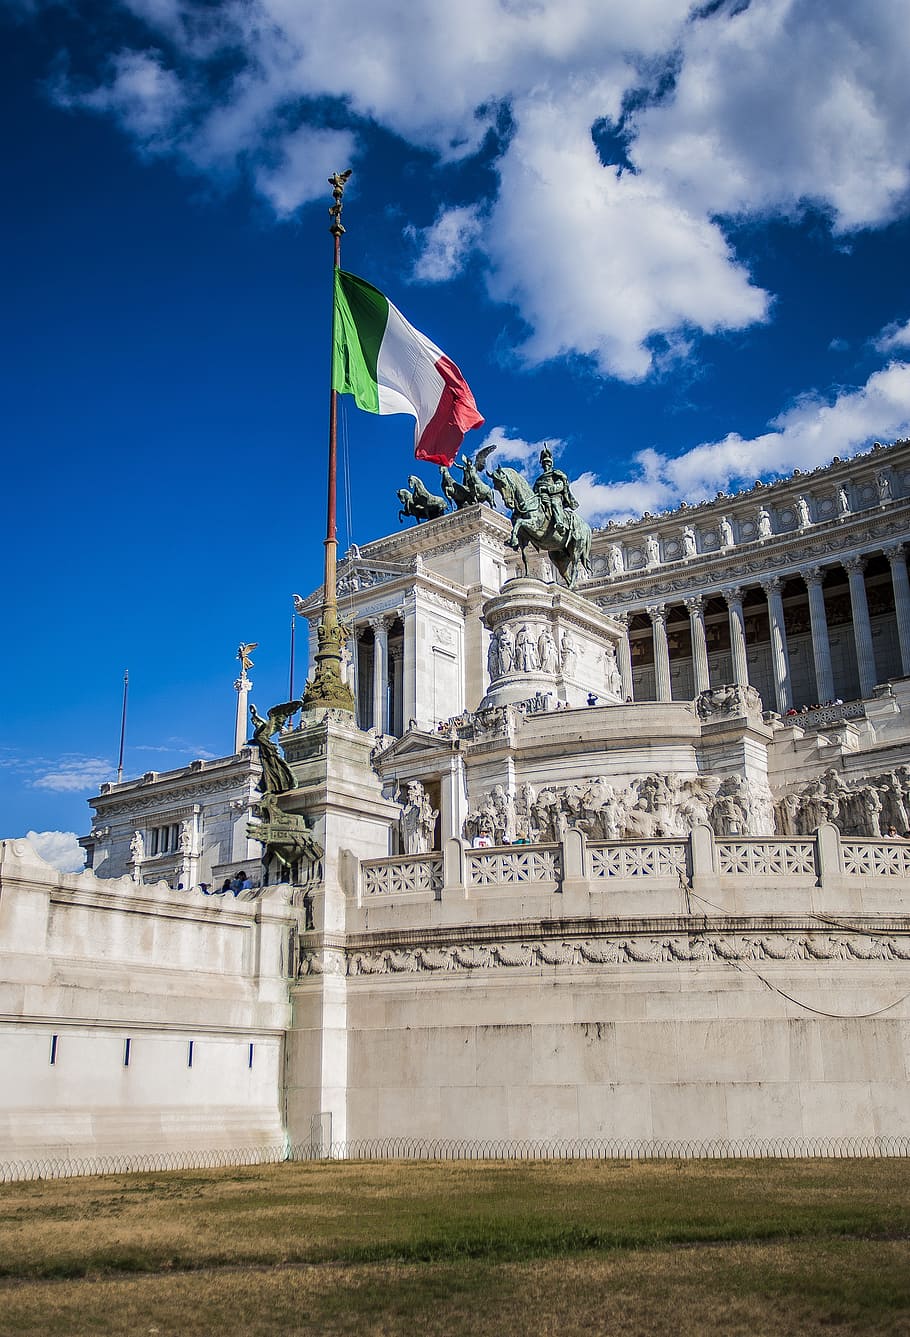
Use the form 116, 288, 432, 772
248, 700, 301, 796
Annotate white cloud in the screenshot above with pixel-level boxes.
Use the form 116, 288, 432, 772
412, 206, 483, 283
254, 125, 358, 217
24, 830, 85, 873
484, 88, 769, 378
573, 361, 910, 524
477, 425, 565, 473
55, 49, 187, 148
632, 0, 910, 233
33, 757, 114, 793
875, 318, 910, 353
41, 0, 910, 377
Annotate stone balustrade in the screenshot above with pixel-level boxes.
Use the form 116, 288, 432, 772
466, 844, 561, 888
779, 700, 866, 731
356, 824, 910, 907
361, 851, 443, 897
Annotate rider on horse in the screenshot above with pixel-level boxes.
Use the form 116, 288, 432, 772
533, 446, 579, 541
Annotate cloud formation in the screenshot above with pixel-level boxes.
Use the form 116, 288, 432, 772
44, 0, 910, 383
875, 319, 910, 354
24, 829, 85, 873
478, 425, 565, 473
33, 757, 114, 793
571, 361, 910, 524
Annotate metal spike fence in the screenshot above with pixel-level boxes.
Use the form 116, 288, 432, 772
2, 1135, 910, 1183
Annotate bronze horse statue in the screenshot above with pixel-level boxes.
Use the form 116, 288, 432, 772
488, 465, 592, 588
397, 474, 448, 523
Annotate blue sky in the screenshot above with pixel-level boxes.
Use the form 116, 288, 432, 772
4, 0, 910, 863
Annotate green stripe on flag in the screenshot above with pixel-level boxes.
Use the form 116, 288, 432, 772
332, 269, 388, 413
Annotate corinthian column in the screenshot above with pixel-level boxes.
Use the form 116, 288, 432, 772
724, 587, 749, 686
885, 544, 910, 676
370, 616, 389, 733
402, 595, 418, 727
648, 605, 672, 702
803, 566, 834, 703
844, 556, 877, 699
684, 597, 710, 694
615, 613, 633, 701
761, 576, 793, 713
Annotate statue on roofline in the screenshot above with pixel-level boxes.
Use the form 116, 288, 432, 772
440, 444, 497, 510
397, 474, 447, 523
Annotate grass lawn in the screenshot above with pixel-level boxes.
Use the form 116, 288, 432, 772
0, 1159, 908, 1334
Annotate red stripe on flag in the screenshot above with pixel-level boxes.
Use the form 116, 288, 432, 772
414, 354, 485, 466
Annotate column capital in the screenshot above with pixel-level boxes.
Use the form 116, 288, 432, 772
885, 542, 907, 563
760, 575, 783, 596
722, 586, 744, 607
646, 604, 666, 625
801, 565, 826, 588
367, 613, 391, 634
843, 554, 867, 576
611, 610, 631, 630
683, 596, 704, 615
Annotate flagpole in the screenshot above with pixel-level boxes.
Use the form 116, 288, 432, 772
116, 669, 129, 784
302, 170, 355, 714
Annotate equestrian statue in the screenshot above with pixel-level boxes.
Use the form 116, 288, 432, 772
488, 446, 592, 589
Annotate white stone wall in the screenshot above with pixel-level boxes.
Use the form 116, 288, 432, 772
296, 826, 910, 1147
340, 969, 910, 1144
0, 839, 295, 1162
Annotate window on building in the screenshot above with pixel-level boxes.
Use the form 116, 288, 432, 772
148, 823, 181, 856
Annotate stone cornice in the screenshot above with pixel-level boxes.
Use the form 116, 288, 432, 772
352, 502, 512, 566
586, 503, 910, 610
91, 766, 258, 819
589, 436, 910, 542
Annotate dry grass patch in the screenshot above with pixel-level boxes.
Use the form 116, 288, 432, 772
0, 1160, 908, 1334
2, 1240, 909, 1336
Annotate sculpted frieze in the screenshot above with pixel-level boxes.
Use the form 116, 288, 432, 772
777, 764, 910, 838
463, 769, 775, 843
96, 775, 253, 817
343, 930, 910, 976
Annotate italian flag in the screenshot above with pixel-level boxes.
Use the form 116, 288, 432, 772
332, 269, 485, 466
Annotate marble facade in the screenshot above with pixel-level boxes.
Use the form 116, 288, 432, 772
5, 439, 910, 1166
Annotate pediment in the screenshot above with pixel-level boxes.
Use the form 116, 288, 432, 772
337, 559, 413, 595
374, 728, 454, 765
294, 557, 414, 616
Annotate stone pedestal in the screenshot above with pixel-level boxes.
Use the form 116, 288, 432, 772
280, 708, 399, 1151
479, 578, 624, 710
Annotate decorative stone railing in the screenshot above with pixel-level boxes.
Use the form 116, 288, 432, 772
780, 700, 866, 731
589, 841, 687, 880
465, 844, 561, 888
715, 839, 817, 878
355, 824, 910, 905
841, 839, 910, 877
361, 852, 443, 897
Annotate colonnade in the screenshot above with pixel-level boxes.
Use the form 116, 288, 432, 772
352, 606, 416, 735
611, 545, 910, 710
